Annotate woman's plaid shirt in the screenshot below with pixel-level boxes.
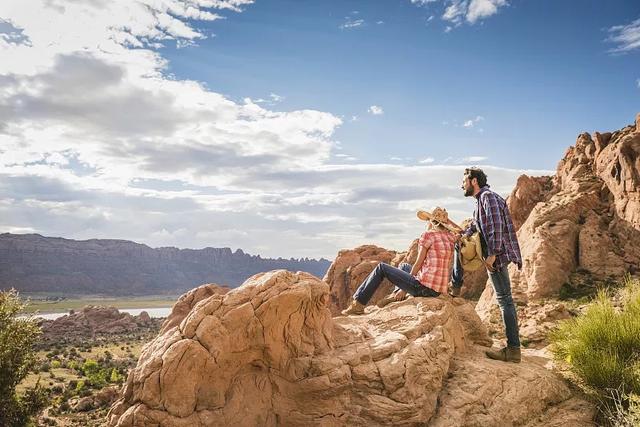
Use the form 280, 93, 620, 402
416, 231, 457, 293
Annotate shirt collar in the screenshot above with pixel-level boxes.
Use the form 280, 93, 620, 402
474, 185, 490, 200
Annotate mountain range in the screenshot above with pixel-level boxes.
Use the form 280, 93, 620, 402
0, 233, 331, 295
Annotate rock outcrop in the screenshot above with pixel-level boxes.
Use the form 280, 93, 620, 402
492, 118, 640, 304
324, 245, 402, 315
107, 270, 593, 426
160, 283, 231, 334
476, 117, 640, 344
39, 305, 160, 346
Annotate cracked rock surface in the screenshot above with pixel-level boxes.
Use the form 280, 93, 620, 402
107, 270, 593, 426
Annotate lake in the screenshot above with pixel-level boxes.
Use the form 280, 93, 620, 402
26, 307, 172, 320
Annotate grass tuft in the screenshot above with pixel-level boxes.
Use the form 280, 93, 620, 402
550, 276, 640, 424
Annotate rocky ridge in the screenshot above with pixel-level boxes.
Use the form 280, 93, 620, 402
477, 116, 640, 315
0, 233, 330, 295
107, 270, 594, 426
39, 306, 162, 346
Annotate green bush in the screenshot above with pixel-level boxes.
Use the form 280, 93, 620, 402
0, 290, 48, 426
550, 276, 640, 421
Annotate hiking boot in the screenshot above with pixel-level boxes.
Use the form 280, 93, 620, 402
341, 300, 365, 316
377, 294, 396, 308
448, 286, 461, 297
485, 346, 521, 363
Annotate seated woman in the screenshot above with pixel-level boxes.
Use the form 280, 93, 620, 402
341, 207, 461, 316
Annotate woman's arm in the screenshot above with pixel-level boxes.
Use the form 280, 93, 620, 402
411, 241, 430, 276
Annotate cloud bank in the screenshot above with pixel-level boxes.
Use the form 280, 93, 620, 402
0, 0, 546, 259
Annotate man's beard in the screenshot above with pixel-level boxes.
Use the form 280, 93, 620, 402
464, 187, 474, 197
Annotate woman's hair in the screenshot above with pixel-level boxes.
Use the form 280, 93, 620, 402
430, 220, 447, 231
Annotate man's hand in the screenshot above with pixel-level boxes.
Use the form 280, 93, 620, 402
394, 290, 407, 301
485, 255, 496, 272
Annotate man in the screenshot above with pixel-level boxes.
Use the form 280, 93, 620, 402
341, 207, 460, 316
460, 167, 523, 363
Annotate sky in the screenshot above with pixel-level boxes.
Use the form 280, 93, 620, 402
0, 0, 638, 259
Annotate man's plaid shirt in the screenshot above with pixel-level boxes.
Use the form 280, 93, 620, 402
464, 186, 522, 269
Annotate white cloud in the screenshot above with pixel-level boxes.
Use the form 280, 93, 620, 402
411, 0, 439, 5
368, 105, 384, 115
350, 115, 358, 122
419, 157, 435, 164
0, 0, 547, 260
466, 0, 507, 24
416, 0, 508, 27
340, 18, 365, 30
461, 156, 487, 163
607, 18, 640, 53
463, 115, 484, 128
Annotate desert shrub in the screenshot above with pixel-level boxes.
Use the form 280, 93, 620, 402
82, 359, 108, 388
550, 276, 640, 422
109, 367, 124, 383
0, 290, 48, 427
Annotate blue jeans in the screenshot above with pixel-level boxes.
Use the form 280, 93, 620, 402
353, 262, 439, 305
489, 265, 520, 347
451, 243, 463, 289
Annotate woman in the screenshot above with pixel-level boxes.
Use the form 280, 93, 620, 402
341, 207, 461, 316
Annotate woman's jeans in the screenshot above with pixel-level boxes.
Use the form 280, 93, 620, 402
353, 262, 439, 305
489, 265, 521, 348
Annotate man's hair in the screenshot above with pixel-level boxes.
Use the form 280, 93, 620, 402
464, 167, 488, 187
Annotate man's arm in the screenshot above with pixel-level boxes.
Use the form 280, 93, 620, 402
463, 222, 477, 237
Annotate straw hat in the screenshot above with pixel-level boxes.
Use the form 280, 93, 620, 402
416, 207, 457, 233
459, 232, 484, 271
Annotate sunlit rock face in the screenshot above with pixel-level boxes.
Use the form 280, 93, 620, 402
478, 117, 640, 312
107, 270, 593, 427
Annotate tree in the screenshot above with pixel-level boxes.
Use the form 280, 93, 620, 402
0, 290, 47, 426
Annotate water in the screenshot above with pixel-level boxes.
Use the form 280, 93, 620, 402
26, 307, 172, 321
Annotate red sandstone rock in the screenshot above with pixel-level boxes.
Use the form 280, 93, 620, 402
477, 115, 640, 319
159, 283, 230, 334
107, 270, 592, 427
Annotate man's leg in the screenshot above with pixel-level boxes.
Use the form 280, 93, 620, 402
450, 243, 464, 294
489, 265, 520, 348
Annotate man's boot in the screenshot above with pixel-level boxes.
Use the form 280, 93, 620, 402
341, 300, 365, 316
485, 346, 521, 363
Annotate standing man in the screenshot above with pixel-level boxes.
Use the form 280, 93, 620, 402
461, 167, 523, 363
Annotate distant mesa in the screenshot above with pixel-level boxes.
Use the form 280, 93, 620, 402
0, 234, 331, 295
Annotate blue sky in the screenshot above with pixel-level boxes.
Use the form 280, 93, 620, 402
0, 0, 638, 259
163, 0, 640, 169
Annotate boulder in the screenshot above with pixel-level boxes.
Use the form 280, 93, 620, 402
506, 175, 554, 231
107, 270, 592, 426
160, 283, 230, 334
324, 245, 400, 315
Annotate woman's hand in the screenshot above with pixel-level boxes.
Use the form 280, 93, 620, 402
394, 290, 407, 301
